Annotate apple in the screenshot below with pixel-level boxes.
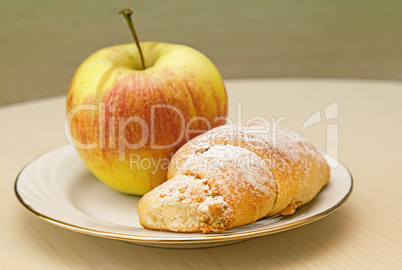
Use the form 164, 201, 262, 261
66, 9, 227, 195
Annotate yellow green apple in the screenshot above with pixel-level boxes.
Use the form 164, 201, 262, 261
66, 9, 227, 195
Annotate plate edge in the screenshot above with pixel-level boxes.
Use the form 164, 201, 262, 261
14, 145, 354, 244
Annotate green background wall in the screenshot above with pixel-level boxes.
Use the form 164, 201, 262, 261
1, 0, 401, 105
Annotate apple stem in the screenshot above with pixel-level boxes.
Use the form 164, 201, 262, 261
119, 8, 146, 70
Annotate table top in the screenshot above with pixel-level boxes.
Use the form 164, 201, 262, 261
1, 79, 401, 269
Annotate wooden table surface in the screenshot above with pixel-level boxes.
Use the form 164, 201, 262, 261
1, 79, 401, 269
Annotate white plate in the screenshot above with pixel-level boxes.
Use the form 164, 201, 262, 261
15, 145, 352, 248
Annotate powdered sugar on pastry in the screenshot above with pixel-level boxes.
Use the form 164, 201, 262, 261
180, 144, 274, 195
137, 174, 234, 232
138, 123, 330, 233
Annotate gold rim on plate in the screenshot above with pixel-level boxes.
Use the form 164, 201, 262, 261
14, 149, 353, 245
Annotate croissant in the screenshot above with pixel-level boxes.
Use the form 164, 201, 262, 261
137, 123, 330, 233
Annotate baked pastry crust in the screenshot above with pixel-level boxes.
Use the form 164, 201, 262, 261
138, 123, 330, 233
